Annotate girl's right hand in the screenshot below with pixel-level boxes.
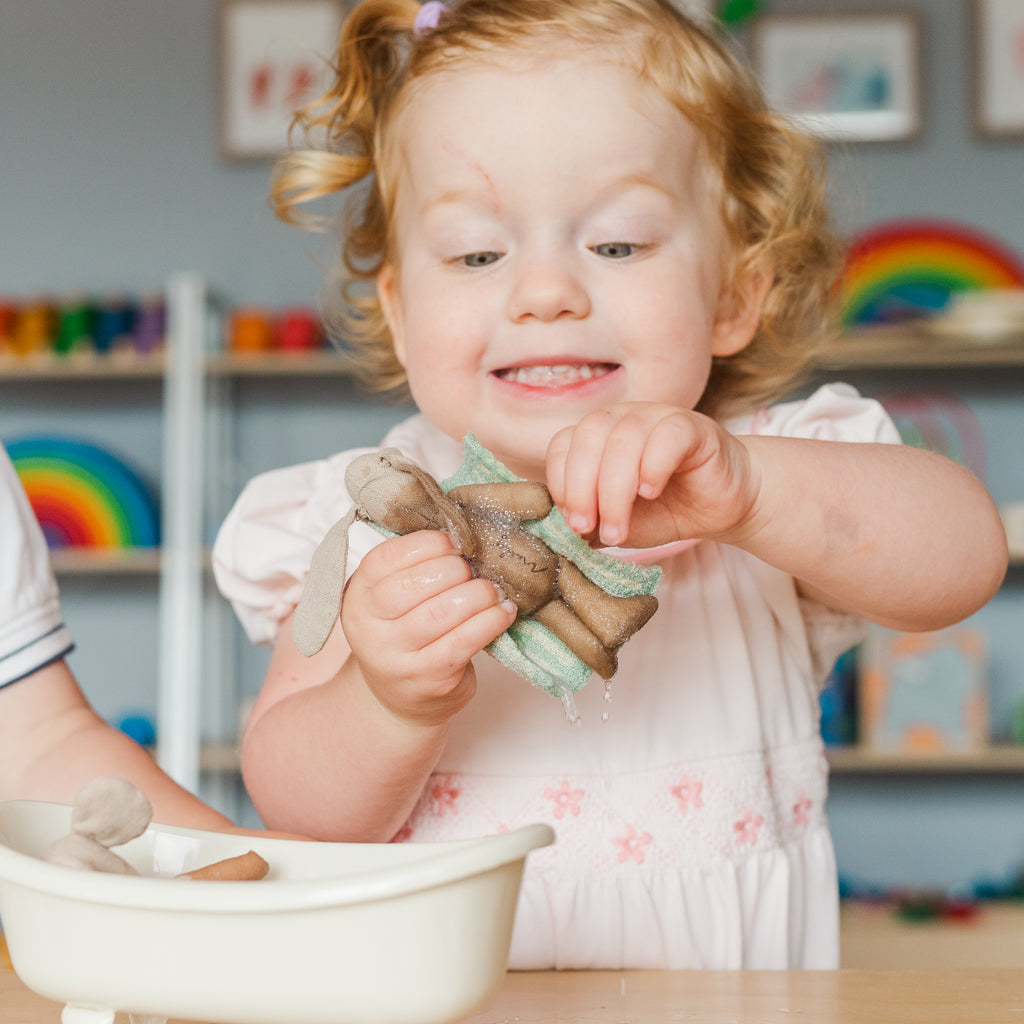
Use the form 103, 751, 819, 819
340, 530, 517, 727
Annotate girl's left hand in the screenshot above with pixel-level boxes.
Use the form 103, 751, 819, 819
546, 403, 760, 550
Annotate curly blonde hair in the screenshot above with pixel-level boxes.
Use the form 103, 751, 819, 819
272, 0, 842, 420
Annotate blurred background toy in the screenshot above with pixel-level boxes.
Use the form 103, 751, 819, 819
226, 304, 322, 352
0, 293, 165, 360
840, 219, 1024, 327
5, 434, 160, 550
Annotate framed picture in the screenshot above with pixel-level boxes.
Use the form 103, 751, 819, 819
972, 0, 1024, 139
219, 0, 343, 160
751, 11, 923, 143
858, 626, 989, 753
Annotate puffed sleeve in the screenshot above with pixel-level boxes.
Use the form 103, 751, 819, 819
0, 446, 74, 688
737, 383, 903, 682
741, 381, 902, 445
212, 449, 387, 646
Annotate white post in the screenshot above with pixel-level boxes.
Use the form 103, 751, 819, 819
157, 272, 205, 791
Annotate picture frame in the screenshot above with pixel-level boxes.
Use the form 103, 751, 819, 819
751, 11, 923, 143
219, 0, 343, 160
858, 626, 989, 753
971, 0, 1024, 139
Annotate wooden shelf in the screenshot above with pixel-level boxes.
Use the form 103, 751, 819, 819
827, 745, 1024, 775
50, 547, 162, 575
0, 352, 165, 380
206, 350, 353, 377
5, 330, 1024, 380
840, 900, 1024, 969
200, 742, 241, 774
0, 349, 353, 381
196, 743, 1024, 778
815, 326, 1024, 370
50, 548, 213, 576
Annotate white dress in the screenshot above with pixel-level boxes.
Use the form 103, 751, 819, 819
0, 445, 73, 689
213, 383, 901, 969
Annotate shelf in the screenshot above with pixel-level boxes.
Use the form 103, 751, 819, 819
200, 742, 241, 774
50, 547, 162, 575
5, 331, 1024, 380
840, 900, 1024, 969
199, 743, 1024, 778
827, 745, 1024, 775
0, 352, 165, 380
815, 326, 1024, 370
205, 350, 353, 377
0, 349, 353, 381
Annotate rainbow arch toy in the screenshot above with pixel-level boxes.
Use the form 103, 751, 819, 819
6, 435, 159, 549
841, 219, 1024, 326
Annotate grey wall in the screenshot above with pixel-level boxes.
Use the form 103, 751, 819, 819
3, 2, 1021, 302
0, 0, 325, 305
3, 1, 1024, 895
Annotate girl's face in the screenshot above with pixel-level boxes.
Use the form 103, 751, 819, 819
378, 52, 760, 480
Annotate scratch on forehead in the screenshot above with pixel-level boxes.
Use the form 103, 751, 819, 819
413, 136, 502, 216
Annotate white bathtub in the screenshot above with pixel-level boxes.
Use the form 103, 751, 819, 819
0, 799, 553, 1024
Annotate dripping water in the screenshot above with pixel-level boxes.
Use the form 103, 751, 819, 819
601, 679, 614, 722
552, 677, 581, 726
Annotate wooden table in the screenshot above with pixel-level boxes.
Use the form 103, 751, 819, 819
3, 963, 1024, 1023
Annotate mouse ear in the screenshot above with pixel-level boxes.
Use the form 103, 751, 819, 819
293, 507, 358, 656
70, 776, 153, 847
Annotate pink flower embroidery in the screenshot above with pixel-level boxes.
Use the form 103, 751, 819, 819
614, 825, 653, 864
544, 779, 584, 820
793, 794, 812, 827
733, 809, 764, 846
429, 776, 461, 816
392, 823, 414, 843
669, 775, 703, 813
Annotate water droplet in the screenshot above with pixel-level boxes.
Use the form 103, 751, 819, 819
553, 678, 581, 726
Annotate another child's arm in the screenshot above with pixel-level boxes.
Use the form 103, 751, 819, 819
240, 529, 517, 841
547, 403, 1007, 632
0, 659, 237, 829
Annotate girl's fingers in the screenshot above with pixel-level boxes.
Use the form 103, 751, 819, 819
636, 412, 702, 500
549, 409, 622, 535
366, 549, 476, 621
418, 596, 518, 674
401, 576, 515, 652
592, 412, 653, 546
356, 529, 460, 587
545, 427, 571, 508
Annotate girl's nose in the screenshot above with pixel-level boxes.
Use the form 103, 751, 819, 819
506, 262, 591, 322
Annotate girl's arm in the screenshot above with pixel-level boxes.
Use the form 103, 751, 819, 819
734, 435, 1007, 631
548, 404, 1007, 633
240, 529, 516, 841
0, 659, 236, 829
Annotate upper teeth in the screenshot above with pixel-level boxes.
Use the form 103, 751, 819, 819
498, 364, 609, 386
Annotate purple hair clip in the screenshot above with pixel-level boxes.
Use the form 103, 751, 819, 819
414, 0, 446, 36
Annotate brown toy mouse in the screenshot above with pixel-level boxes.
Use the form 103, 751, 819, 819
293, 447, 658, 681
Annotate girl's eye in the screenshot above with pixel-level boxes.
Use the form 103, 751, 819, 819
460, 251, 501, 268
592, 242, 637, 259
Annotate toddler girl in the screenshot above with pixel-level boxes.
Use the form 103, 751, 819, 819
213, 0, 1007, 968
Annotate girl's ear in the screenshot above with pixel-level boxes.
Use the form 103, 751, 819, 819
377, 265, 407, 367
711, 257, 773, 358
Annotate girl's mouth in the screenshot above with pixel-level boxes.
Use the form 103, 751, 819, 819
492, 362, 618, 388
